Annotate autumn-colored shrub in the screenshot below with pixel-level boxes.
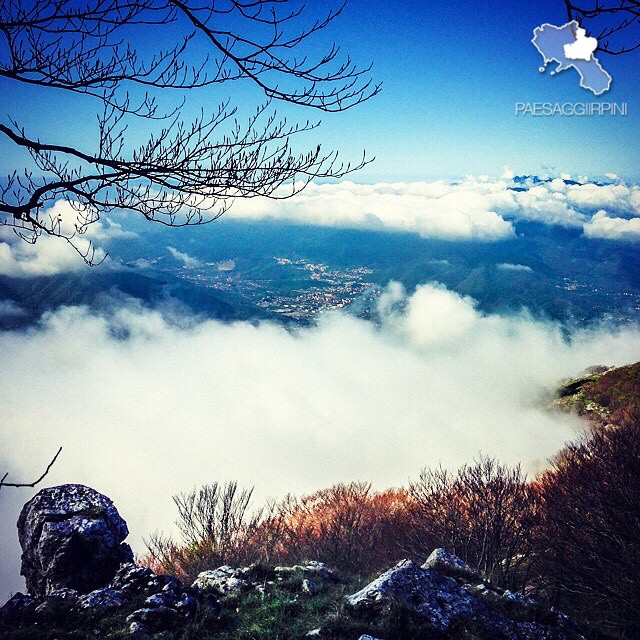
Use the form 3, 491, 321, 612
407, 456, 537, 592
533, 419, 640, 638
143, 407, 640, 638
145, 481, 263, 583
255, 482, 413, 575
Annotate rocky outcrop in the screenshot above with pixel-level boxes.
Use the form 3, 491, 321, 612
0, 561, 215, 636
17, 484, 134, 596
3, 484, 585, 640
191, 565, 250, 597
422, 547, 477, 580
346, 554, 584, 640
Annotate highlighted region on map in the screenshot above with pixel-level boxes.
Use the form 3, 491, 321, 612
532, 21, 611, 95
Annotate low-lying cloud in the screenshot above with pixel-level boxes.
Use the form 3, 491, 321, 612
2, 175, 638, 280
0, 300, 27, 318
1, 283, 640, 596
231, 180, 516, 241
228, 176, 640, 239
167, 246, 202, 268
497, 263, 534, 273
583, 210, 640, 241
0, 201, 134, 277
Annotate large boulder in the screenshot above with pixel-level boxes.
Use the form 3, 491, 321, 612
18, 484, 134, 596
346, 556, 584, 639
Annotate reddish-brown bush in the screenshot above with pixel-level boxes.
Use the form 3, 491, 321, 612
254, 482, 413, 575
533, 420, 640, 638
408, 457, 536, 592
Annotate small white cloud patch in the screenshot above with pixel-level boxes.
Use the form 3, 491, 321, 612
497, 263, 534, 273
583, 210, 640, 241
166, 246, 201, 268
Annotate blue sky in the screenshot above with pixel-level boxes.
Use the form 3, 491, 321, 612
317, 0, 640, 181
1, 0, 638, 183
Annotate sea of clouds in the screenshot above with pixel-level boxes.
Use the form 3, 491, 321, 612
2, 282, 640, 596
0, 174, 638, 278
229, 173, 640, 240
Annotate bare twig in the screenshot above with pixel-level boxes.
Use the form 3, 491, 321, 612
0, 447, 63, 490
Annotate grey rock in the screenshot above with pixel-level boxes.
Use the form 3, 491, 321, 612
192, 566, 249, 596
346, 560, 478, 632
18, 484, 134, 596
145, 588, 198, 618
32, 587, 80, 615
128, 620, 150, 638
302, 579, 319, 595
274, 561, 335, 581
346, 559, 583, 639
48, 587, 80, 601
78, 587, 129, 612
127, 605, 180, 632
502, 589, 537, 608
110, 563, 155, 594
0, 592, 37, 620
422, 548, 476, 580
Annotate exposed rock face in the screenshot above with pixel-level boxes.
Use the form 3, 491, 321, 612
274, 561, 335, 580
0, 560, 216, 636
77, 587, 128, 612
192, 565, 250, 597
422, 547, 477, 580
17, 484, 134, 596
346, 556, 584, 640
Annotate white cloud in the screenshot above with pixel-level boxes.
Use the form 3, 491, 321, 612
0, 300, 27, 318
167, 246, 201, 268
226, 177, 640, 238
583, 210, 640, 241
2, 177, 639, 278
566, 183, 635, 211
229, 180, 516, 241
2, 284, 640, 596
0, 201, 135, 278
0, 230, 93, 277
501, 166, 515, 180
497, 263, 534, 273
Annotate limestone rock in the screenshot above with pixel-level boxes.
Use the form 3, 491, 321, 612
18, 484, 133, 596
422, 548, 476, 580
192, 565, 249, 596
346, 558, 584, 639
78, 587, 129, 612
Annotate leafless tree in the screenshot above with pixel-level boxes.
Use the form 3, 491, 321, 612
408, 456, 536, 592
0, 0, 379, 262
145, 481, 262, 581
0, 446, 62, 490
564, 0, 640, 55
534, 421, 640, 638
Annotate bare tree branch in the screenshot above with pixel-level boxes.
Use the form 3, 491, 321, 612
564, 0, 640, 54
0, 447, 62, 490
0, 0, 379, 263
